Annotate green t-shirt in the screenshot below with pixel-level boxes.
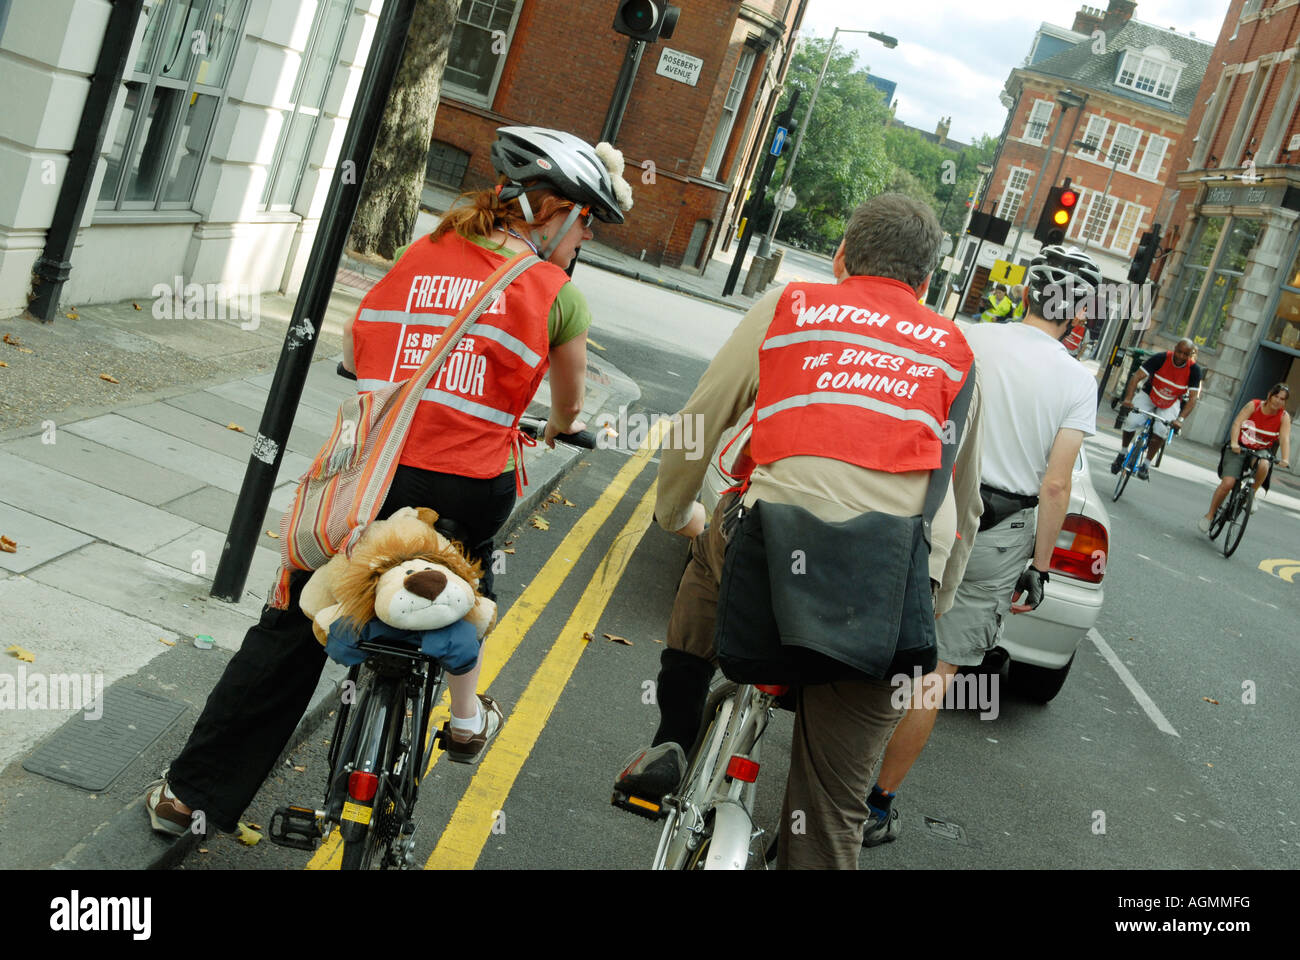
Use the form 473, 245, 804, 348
390, 233, 591, 472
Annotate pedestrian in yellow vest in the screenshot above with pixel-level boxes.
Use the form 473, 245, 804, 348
981, 284, 1013, 322
1010, 284, 1026, 320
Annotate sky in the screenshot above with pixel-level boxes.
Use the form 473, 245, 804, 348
799, 0, 1232, 144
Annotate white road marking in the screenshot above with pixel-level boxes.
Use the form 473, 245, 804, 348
1133, 552, 1190, 579
1089, 628, 1180, 738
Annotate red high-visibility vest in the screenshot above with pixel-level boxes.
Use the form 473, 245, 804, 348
1062, 323, 1086, 352
1239, 398, 1285, 450
1148, 351, 1194, 409
351, 232, 568, 477
751, 276, 975, 473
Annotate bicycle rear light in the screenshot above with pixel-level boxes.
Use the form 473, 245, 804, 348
754, 684, 789, 696
348, 770, 379, 803
1050, 513, 1108, 583
726, 756, 760, 782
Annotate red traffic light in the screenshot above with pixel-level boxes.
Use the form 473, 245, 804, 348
1060, 190, 1078, 208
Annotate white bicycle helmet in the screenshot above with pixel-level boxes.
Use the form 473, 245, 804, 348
490, 126, 633, 258
1025, 244, 1102, 322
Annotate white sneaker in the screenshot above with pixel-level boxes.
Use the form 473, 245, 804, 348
1197, 516, 1210, 534
1251, 496, 1260, 514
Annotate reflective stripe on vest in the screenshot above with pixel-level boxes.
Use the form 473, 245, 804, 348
350, 232, 567, 478
751, 276, 975, 473
1148, 352, 1193, 408
1240, 399, 1284, 450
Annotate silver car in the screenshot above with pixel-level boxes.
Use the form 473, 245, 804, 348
700, 445, 1109, 703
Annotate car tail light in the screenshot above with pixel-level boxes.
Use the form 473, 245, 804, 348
348, 770, 379, 803
726, 756, 760, 782
1050, 513, 1108, 583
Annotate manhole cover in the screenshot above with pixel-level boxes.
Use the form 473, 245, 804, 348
23, 687, 186, 791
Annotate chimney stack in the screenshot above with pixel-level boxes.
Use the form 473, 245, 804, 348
1101, 0, 1137, 33
936, 116, 951, 144
1072, 4, 1104, 34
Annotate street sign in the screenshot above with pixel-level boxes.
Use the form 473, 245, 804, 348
989, 259, 1025, 285
774, 186, 797, 212
940, 234, 954, 257
655, 47, 703, 86
771, 126, 788, 156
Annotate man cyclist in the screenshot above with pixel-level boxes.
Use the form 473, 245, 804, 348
1199, 383, 1292, 530
612, 193, 984, 869
1114, 338, 1202, 480
861, 245, 1100, 847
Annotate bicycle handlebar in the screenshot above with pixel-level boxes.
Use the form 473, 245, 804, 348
337, 362, 596, 449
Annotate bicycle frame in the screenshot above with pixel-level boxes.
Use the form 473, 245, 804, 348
1113, 409, 1178, 502
1210, 447, 1276, 558
653, 682, 783, 870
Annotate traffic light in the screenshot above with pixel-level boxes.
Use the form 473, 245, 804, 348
1129, 224, 1163, 283
612, 0, 680, 42
1034, 179, 1078, 245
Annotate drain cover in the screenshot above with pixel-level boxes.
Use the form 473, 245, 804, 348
922, 816, 969, 844
22, 687, 186, 791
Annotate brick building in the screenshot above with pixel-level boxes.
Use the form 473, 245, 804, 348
427, 0, 806, 271
953, 0, 1210, 314
1146, 0, 1300, 454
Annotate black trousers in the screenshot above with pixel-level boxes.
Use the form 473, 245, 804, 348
168, 467, 517, 832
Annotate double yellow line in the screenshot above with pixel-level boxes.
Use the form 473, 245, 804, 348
307, 422, 665, 869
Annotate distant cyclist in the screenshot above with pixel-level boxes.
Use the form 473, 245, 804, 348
1198, 383, 1292, 531
1114, 338, 1202, 480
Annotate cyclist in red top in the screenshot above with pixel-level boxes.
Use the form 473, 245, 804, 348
1114, 338, 1202, 480
1199, 383, 1292, 531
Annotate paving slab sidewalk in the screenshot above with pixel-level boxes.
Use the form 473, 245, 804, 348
0, 269, 639, 869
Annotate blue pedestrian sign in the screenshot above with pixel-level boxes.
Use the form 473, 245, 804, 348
770, 126, 788, 156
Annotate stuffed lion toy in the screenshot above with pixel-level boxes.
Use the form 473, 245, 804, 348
299, 506, 497, 646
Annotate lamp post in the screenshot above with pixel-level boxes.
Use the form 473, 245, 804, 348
755, 26, 898, 258
937, 160, 991, 314
950, 160, 994, 316
1007, 88, 1086, 264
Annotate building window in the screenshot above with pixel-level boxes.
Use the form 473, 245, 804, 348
1137, 134, 1169, 179
1163, 218, 1263, 349
1115, 49, 1182, 102
1025, 100, 1053, 143
426, 140, 470, 188
1079, 115, 1109, 154
1162, 218, 1223, 337
262, 0, 351, 210
443, 0, 522, 108
996, 167, 1032, 222
1266, 241, 1300, 350
1109, 124, 1141, 169
99, 0, 249, 211
702, 46, 756, 181
1111, 201, 1143, 254
1078, 191, 1115, 244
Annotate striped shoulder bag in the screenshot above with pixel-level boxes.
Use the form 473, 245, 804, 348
269, 250, 540, 608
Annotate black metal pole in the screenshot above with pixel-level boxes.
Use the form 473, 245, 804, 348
600, 38, 646, 145
27, 0, 145, 322
211, 0, 419, 602
723, 90, 799, 298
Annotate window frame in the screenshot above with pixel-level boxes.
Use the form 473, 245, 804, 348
1078, 189, 1117, 245
1109, 124, 1142, 171
261, 0, 352, 212
441, 0, 524, 109
1137, 133, 1169, 179
702, 44, 757, 181
98, 0, 249, 214
1024, 99, 1053, 143
1078, 114, 1110, 156
1115, 50, 1182, 103
1110, 201, 1143, 254
996, 166, 1032, 222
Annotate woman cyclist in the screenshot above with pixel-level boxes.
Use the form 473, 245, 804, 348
1198, 383, 1292, 532
145, 126, 633, 837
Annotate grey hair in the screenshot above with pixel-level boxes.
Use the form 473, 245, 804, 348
841, 193, 944, 289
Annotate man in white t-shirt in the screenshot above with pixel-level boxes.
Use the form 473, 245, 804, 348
862, 245, 1100, 847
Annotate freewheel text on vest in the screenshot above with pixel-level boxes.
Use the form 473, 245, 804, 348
405, 273, 509, 315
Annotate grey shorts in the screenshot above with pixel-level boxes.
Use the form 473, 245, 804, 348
936, 508, 1037, 667
1220, 446, 1269, 481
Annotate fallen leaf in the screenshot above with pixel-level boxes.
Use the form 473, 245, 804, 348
548, 491, 564, 504
0, 534, 17, 552
133, 303, 141, 310
653, 638, 663, 643
99, 373, 119, 383
6, 645, 35, 662
198, 848, 209, 854
563, 498, 576, 507
1202, 697, 1220, 705
265, 530, 279, 539
0, 360, 7, 367
2, 333, 19, 345
582, 632, 595, 642
245, 821, 262, 831
604, 633, 633, 646
227, 423, 245, 432
234, 822, 262, 846
293, 764, 307, 772
529, 515, 550, 531
503, 548, 515, 554
158, 637, 176, 646
16, 347, 33, 353
66, 311, 79, 320
504, 540, 514, 546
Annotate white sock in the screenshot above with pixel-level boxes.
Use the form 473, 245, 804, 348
450, 703, 485, 736
1141, 456, 1152, 467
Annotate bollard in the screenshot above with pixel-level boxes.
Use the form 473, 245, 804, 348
742, 256, 768, 296
761, 249, 784, 288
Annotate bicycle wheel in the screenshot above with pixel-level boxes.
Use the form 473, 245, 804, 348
1112, 443, 1135, 501
1223, 488, 1252, 558
339, 675, 405, 870
1207, 499, 1228, 541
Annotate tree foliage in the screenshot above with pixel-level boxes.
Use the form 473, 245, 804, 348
762, 35, 998, 253
348, 0, 463, 258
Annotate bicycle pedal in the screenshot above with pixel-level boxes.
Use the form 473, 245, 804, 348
268, 804, 323, 851
610, 789, 669, 821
